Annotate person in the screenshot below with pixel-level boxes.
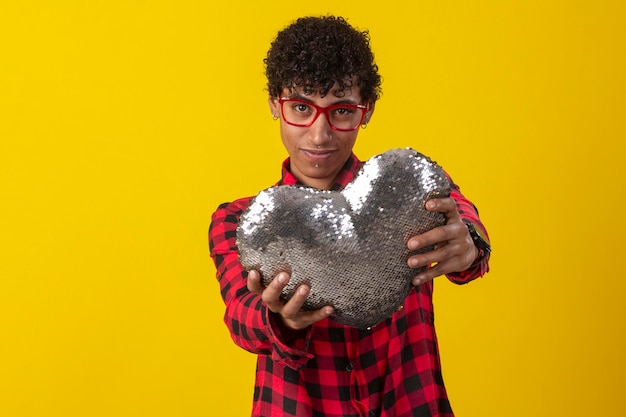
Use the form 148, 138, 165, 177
209, 15, 490, 417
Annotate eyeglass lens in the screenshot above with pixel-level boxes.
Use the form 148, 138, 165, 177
280, 99, 365, 131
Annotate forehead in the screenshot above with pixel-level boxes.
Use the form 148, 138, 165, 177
280, 82, 362, 102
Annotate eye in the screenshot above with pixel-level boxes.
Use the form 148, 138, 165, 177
292, 103, 311, 113
332, 106, 356, 117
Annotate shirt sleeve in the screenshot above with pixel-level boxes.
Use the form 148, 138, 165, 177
444, 173, 491, 284
208, 200, 314, 369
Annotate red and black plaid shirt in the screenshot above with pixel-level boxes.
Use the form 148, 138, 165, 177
209, 153, 490, 417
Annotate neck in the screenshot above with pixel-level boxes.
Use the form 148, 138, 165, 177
299, 177, 334, 190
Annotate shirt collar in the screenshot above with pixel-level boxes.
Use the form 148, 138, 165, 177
278, 153, 363, 191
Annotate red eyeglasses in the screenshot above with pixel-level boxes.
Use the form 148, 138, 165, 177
278, 97, 368, 132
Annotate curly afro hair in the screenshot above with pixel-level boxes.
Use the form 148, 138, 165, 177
264, 16, 382, 103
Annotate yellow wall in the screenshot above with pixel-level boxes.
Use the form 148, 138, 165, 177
1, 1, 624, 416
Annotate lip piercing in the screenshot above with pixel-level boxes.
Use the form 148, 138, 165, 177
317, 145, 321, 148
315, 163, 319, 168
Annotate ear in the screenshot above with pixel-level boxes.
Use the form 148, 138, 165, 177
268, 97, 280, 119
364, 101, 376, 124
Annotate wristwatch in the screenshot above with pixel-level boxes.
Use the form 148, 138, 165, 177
464, 221, 491, 266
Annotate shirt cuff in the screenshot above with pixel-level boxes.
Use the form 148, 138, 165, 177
446, 250, 490, 284
263, 307, 314, 370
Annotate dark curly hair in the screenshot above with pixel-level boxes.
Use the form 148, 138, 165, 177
264, 16, 382, 103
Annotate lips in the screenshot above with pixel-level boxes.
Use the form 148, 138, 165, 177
302, 149, 335, 163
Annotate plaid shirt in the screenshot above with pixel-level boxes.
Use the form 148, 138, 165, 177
209, 153, 490, 417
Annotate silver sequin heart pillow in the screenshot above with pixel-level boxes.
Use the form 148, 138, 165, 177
237, 148, 450, 328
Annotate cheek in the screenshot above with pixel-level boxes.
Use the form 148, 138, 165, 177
279, 124, 299, 150
339, 133, 359, 150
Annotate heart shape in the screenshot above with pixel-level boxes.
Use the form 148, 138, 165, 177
237, 148, 450, 328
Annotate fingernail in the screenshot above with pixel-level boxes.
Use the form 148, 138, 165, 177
325, 307, 334, 316
427, 201, 436, 209
298, 286, 308, 295
277, 273, 286, 284
409, 258, 419, 268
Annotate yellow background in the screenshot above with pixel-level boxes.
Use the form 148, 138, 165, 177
1, 1, 624, 416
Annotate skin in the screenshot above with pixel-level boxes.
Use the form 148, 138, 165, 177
247, 84, 478, 331
268, 85, 371, 191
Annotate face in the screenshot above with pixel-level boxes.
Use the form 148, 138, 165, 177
268, 84, 374, 190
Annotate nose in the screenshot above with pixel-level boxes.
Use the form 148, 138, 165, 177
309, 110, 333, 146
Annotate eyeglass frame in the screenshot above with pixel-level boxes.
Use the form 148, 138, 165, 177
277, 97, 369, 132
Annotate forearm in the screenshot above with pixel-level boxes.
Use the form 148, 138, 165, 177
446, 174, 491, 283
219, 271, 272, 355
216, 255, 314, 368
209, 205, 314, 368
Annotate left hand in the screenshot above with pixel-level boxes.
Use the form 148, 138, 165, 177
406, 198, 478, 286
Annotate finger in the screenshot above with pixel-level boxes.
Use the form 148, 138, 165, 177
281, 284, 311, 318
407, 241, 451, 269
407, 224, 454, 251
425, 198, 461, 223
425, 197, 453, 212
279, 284, 335, 330
411, 262, 446, 286
294, 306, 335, 329
246, 269, 264, 294
412, 256, 465, 285
282, 304, 335, 331
411, 244, 478, 286
408, 218, 470, 251
279, 284, 334, 319
261, 271, 290, 310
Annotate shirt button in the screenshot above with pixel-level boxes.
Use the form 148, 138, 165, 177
346, 362, 354, 371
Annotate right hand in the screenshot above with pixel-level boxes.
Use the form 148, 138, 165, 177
247, 269, 334, 331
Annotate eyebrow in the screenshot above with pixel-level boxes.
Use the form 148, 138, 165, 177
286, 93, 360, 106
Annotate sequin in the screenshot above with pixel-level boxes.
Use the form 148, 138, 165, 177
237, 148, 450, 328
